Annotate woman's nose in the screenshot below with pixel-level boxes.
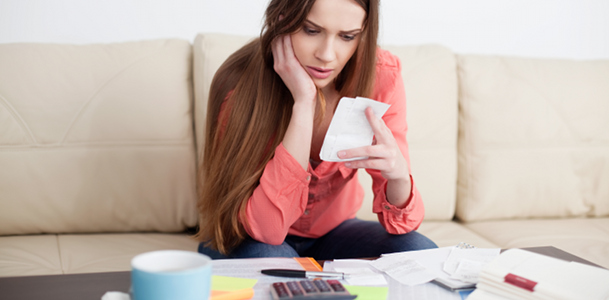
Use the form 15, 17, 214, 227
315, 38, 336, 63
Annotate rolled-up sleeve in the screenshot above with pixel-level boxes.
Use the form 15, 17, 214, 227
370, 174, 425, 233
242, 143, 311, 245
368, 49, 425, 234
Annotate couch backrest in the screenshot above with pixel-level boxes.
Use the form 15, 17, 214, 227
0, 40, 198, 235
193, 33, 459, 222
456, 55, 609, 221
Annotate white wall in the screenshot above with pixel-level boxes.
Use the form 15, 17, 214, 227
1, 0, 608, 59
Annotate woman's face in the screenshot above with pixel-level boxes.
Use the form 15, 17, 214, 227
291, 0, 366, 92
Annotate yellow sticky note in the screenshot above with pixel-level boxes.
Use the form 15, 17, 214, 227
212, 275, 257, 291
344, 285, 388, 300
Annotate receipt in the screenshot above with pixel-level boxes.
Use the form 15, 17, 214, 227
370, 257, 437, 286
319, 97, 390, 162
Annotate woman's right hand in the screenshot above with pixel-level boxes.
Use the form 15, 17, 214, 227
272, 34, 317, 105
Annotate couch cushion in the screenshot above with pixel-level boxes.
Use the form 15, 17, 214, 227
456, 55, 609, 221
192, 33, 256, 155
0, 40, 198, 235
0, 235, 62, 277
375, 44, 458, 221
416, 221, 499, 248
0, 233, 198, 277
194, 34, 459, 222
57, 233, 198, 274
465, 218, 609, 269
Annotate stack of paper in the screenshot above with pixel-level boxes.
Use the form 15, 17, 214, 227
440, 245, 500, 286
324, 259, 388, 286
371, 245, 500, 290
323, 258, 461, 300
468, 249, 609, 300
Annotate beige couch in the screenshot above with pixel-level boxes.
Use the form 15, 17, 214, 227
1, 33, 608, 278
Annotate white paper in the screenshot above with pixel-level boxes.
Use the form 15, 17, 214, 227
370, 257, 437, 286
335, 267, 388, 286
324, 259, 388, 286
212, 257, 305, 300
443, 246, 500, 275
450, 259, 484, 283
467, 289, 512, 300
388, 278, 463, 300
319, 96, 390, 162
380, 246, 477, 289
328, 259, 377, 269
478, 249, 609, 300
327, 259, 462, 300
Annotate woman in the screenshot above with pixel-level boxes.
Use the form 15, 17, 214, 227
196, 0, 437, 260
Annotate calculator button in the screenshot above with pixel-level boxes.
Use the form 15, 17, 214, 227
272, 282, 290, 298
327, 280, 346, 292
286, 281, 304, 296
313, 280, 332, 292
299, 280, 319, 294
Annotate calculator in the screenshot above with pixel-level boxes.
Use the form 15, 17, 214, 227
270, 279, 357, 299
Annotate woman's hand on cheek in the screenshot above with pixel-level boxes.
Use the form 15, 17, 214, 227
338, 107, 410, 181
272, 34, 317, 105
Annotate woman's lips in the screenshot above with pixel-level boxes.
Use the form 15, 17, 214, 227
307, 66, 333, 79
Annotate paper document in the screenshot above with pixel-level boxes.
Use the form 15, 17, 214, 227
319, 96, 390, 162
324, 259, 460, 300
388, 280, 463, 300
335, 267, 388, 286
471, 248, 609, 300
444, 246, 500, 275
324, 259, 388, 286
443, 246, 500, 284
212, 257, 306, 300
371, 257, 437, 286
379, 245, 501, 290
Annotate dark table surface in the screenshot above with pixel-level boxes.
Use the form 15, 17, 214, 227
0, 246, 603, 300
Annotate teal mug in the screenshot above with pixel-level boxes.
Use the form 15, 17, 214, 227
131, 250, 212, 300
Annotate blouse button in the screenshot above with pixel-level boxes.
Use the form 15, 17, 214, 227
304, 209, 310, 215
306, 175, 311, 181
384, 205, 391, 210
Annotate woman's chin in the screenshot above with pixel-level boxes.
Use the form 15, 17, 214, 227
312, 78, 334, 91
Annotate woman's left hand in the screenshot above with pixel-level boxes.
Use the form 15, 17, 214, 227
338, 107, 409, 181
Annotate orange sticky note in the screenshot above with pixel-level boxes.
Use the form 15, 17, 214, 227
210, 288, 254, 300
211, 275, 257, 300
294, 257, 323, 271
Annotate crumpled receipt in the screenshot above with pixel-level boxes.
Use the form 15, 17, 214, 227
101, 291, 131, 300
320, 97, 390, 162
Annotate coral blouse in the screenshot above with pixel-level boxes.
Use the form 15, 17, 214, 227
239, 49, 425, 245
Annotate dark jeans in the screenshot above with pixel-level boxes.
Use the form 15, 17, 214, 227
198, 218, 437, 260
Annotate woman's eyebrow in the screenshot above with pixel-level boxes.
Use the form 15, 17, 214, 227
304, 19, 362, 34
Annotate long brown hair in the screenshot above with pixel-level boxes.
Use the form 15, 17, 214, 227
195, 0, 379, 255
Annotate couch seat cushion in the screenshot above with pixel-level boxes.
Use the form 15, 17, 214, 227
0, 235, 62, 277
57, 233, 199, 274
0, 233, 198, 277
465, 218, 609, 269
417, 221, 499, 248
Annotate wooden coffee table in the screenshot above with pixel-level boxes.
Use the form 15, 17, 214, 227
0, 246, 603, 300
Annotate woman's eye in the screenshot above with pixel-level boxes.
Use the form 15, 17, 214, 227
303, 27, 319, 35
341, 34, 356, 41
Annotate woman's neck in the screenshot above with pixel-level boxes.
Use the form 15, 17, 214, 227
322, 82, 343, 101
